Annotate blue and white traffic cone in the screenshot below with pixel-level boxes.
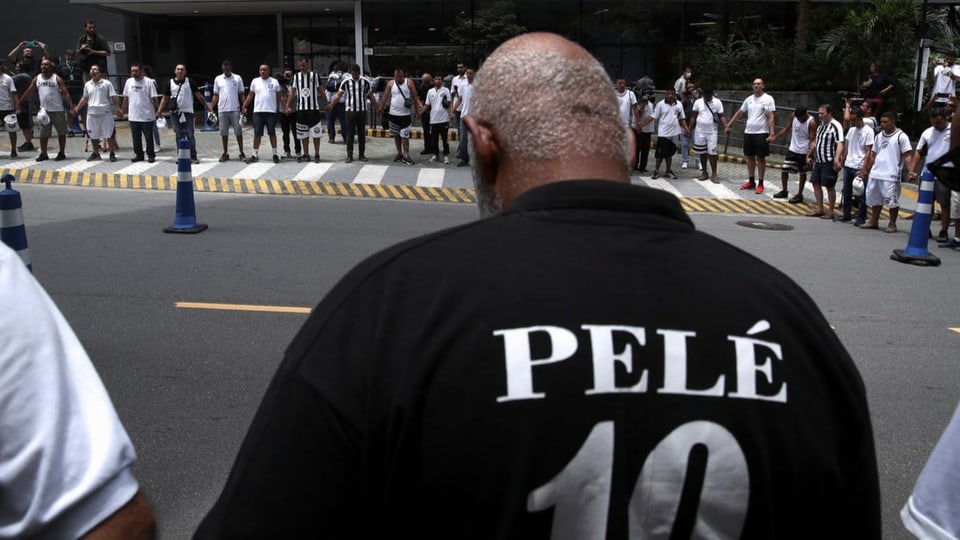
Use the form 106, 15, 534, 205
163, 135, 208, 234
0, 174, 31, 271
891, 169, 941, 266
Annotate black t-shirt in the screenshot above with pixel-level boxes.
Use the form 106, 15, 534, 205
194, 180, 880, 539
76, 32, 110, 72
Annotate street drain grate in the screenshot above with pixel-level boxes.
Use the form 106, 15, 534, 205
736, 220, 794, 231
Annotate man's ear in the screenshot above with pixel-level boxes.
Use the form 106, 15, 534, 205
463, 115, 499, 185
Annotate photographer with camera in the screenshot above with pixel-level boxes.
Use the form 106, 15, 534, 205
76, 21, 110, 81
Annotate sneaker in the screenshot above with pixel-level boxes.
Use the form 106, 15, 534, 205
852, 219, 865, 227
219, 153, 229, 162
697, 172, 709, 181
664, 170, 677, 179
359, 156, 368, 162
345, 156, 353, 163
938, 237, 960, 248
131, 155, 144, 163
245, 155, 258, 164
148, 156, 155, 163
296, 155, 308, 163
937, 230, 949, 242
884, 224, 898, 233
740, 181, 756, 190
86, 153, 101, 161
109, 152, 117, 162
773, 190, 789, 199
710, 175, 720, 184
8, 150, 16, 159
314, 155, 320, 163
191, 158, 200, 165
285, 151, 292, 159
18, 142, 34, 151
272, 154, 280, 164
420, 149, 432, 155
788, 194, 804, 204
697, 161, 703, 170
651, 171, 660, 179
394, 154, 403, 163
403, 157, 415, 165
443, 156, 450, 165
54, 152, 66, 161
457, 160, 469, 167
681, 162, 688, 169
755, 184, 765, 194
238, 152, 246, 160
428, 155, 437, 163
35, 152, 49, 162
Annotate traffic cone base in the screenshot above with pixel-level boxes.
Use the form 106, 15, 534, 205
164, 223, 208, 234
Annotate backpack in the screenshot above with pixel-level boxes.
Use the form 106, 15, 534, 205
326, 72, 341, 93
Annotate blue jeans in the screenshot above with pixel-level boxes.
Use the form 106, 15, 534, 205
457, 113, 470, 163
130, 120, 155, 159
843, 166, 868, 222
327, 102, 346, 141
680, 131, 691, 164
171, 112, 196, 159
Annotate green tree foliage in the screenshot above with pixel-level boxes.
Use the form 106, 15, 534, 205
446, 1, 527, 64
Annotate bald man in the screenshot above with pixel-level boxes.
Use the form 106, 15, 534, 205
193, 33, 880, 539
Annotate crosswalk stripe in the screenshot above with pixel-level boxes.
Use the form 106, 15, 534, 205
293, 162, 332, 181
60, 160, 101, 173
416, 168, 444, 188
354, 164, 388, 184
234, 162, 274, 180
641, 177, 684, 198
115, 161, 160, 175
701, 180, 740, 199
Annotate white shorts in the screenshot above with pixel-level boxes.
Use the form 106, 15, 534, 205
85, 112, 115, 140
296, 121, 324, 140
866, 177, 901, 209
693, 130, 718, 155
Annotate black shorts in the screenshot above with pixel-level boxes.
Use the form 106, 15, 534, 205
296, 109, 322, 128
16, 109, 32, 130
655, 136, 678, 159
810, 161, 838, 188
782, 150, 809, 174
934, 178, 954, 206
743, 133, 770, 158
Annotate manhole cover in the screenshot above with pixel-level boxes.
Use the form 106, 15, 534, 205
736, 220, 794, 231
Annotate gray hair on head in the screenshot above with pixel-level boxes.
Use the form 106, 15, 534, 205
471, 48, 629, 170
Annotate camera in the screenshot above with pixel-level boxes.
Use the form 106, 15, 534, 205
838, 91, 863, 108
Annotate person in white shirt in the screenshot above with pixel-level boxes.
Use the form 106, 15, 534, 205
424, 73, 453, 164
16, 57, 75, 162
0, 241, 156, 539
210, 59, 247, 162
452, 67, 474, 167
450, 61, 468, 135
673, 66, 692, 96
860, 112, 913, 232
725, 78, 776, 194
771, 107, 816, 202
615, 78, 638, 131
902, 399, 960, 540
241, 64, 282, 164
71, 64, 119, 162
119, 62, 159, 163
927, 54, 960, 110
157, 63, 211, 165
837, 109, 875, 224
639, 87, 687, 180
688, 87, 727, 183
0, 70, 20, 158
909, 107, 953, 240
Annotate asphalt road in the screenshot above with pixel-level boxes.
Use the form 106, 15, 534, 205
13, 182, 960, 539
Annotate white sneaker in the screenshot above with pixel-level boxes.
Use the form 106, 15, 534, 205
697, 161, 703, 170
681, 162, 688, 169
443, 156, 450, 164
428, 155, 438, 163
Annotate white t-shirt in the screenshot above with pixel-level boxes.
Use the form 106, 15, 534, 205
457, 81, 473, 116
739, 93, 776, 134
425, 86, 452, 125
0, 73, 16, 110
916, 124, 952, 168
844, 125, 875, 169
83, 78, 117, 115
638, 100, 654, 134
932, 63, 960, 97
451, 74, 468, 111
691, 96, 724, 134
616, 90, 638, 129
869, 128, 912, 181
0, 242, 139, 539
652, 99, 684, 138
122, 76, 158, 122
788, 115, 814, 154
249, 76, 281, 113
213, 73, 245, 112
